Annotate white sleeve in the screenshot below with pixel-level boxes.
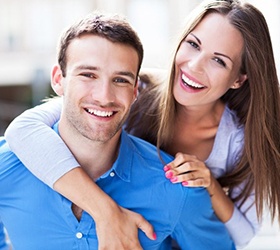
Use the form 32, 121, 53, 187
225, 188, 260, 249
209, 110, 261, 248
225, 132, 260, 248
225, 128, 260, 248
4, 97, 80, 188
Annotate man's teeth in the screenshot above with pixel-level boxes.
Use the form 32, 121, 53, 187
182, 74, 204, 89
87, 109, 113, 117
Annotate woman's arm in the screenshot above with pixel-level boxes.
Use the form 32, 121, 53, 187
208, 173, 259, 248
4, 98, 155, 249
5, 98, 79, 186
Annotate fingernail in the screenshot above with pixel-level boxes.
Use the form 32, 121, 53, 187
170, 177, 178, 183
165, 171, 173, 179
153, 232, 157, 240
182, 181, 188, 186
163, 165, 170, 171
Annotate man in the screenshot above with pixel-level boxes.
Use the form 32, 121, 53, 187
0, 12, 235, 249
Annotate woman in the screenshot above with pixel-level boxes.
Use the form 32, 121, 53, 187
5, 0, 280, 248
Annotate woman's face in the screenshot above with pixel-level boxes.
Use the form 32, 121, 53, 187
173, 12, 247, 109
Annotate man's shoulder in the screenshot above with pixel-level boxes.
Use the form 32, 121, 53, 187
0, 136, 14, 158
0, 136, 23, 172
126, 133, 173, 163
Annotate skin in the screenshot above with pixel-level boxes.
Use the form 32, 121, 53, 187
52, 34, 154, 250
164, 13, 247, 223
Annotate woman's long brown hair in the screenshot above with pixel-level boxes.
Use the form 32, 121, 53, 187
127, 0, 280, 223
158, 0, 280, 222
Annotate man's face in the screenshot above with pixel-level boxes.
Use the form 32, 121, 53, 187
52, 34, 139, 143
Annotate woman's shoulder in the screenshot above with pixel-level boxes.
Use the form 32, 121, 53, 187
222, 106, 243, 131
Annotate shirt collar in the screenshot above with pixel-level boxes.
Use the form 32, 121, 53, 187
108, 130, 133, 182
53, 123, 133, 183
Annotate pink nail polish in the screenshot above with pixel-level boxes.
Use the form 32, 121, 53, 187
170, 177, 178, 183
182, 181, 188, 186
165, 171, 173, 179
163, 165, 170, 171
153, 232, 157, 240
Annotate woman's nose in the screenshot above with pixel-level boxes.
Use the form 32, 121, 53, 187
188, 54, 205, 73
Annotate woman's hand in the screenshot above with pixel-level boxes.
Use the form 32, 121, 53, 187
163, 152, 212, 188
164, 152, 234, 222
96, 204, 156, 250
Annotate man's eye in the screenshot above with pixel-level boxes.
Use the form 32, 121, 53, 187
114, 78, 131, 84
81, 73, 95, 78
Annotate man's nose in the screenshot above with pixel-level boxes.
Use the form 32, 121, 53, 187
92, 80, 116, 104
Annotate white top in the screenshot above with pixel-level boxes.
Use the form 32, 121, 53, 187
4, 98, 260, 248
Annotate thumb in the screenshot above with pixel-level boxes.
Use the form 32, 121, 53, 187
136, 214, 156, 240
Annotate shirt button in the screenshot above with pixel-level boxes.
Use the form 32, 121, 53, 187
76, 232, 83, 239
110, 172, 115, 177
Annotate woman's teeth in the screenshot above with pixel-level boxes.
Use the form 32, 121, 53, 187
182, 74, 204, 89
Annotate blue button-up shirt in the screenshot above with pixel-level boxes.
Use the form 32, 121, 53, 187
0, 220, 9, 250
0, 127, 235, 250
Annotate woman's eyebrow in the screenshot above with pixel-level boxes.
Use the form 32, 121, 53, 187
190, 33, 201, 45
214, 52, 233, 62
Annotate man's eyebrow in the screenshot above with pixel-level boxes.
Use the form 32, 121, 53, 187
190, 33, 233, 62
115, 71, 136, 80
75, 65, 99, 71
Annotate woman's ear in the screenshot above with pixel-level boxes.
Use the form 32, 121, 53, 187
51, 65, 64, 96
231, 73, 247, 89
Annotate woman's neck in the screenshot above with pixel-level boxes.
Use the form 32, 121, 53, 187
166, 101, 225, 160
176, 100, 225, 126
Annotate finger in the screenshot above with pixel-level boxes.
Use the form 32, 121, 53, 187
168, 171, 197, 184
181, 178, 210, 187
136, 214, 156, 240
165, 152, 198, 170
165, 161, 202, 179
169, 166, 211, 185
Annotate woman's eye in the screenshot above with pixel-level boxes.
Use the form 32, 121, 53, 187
213, 57, 226, 67
187, 40, 199, 50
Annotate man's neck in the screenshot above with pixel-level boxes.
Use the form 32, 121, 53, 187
58, 122, 121, 181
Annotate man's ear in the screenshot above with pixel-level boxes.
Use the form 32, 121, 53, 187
51, 65, 64, 96
231, 73, 247, 89
133, 78, 139, 103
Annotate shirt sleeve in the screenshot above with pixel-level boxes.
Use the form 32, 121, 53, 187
4, 97, 80, 188
225, 187, 260, 248
206, 107, 260, 248
225, 130, 260, 248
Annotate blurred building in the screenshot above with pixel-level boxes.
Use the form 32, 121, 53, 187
0, 0, 279, 134
0, 0, 197, 134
